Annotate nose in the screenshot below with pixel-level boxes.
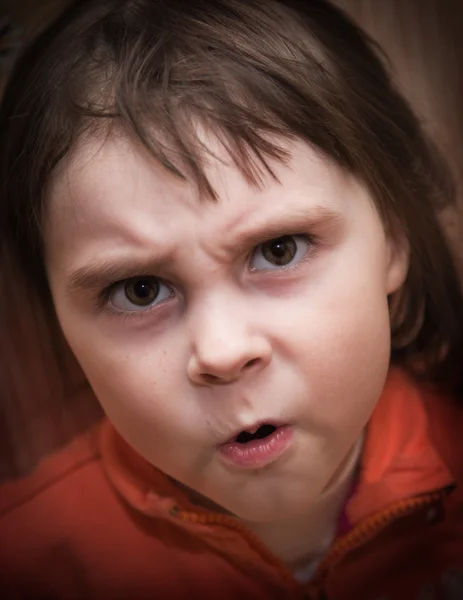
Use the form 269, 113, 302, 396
187, 297, 271, 386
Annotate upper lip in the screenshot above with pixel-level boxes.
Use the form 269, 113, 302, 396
220, 420, 286, 445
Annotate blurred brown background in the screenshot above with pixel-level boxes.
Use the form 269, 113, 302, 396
0, 0, 462, 479
0, 0, 66, 33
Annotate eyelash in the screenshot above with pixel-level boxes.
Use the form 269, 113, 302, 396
97, 232, 319, 319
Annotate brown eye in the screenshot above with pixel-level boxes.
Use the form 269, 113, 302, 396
261, 236, 297, 266
251, 235, 311, 271
124, 277, 159, 306
109, 276, 172, 312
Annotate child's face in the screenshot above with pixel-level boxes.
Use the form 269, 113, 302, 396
46, 133, 407, 522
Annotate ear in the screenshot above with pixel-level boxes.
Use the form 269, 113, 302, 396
385, 232, 410, 294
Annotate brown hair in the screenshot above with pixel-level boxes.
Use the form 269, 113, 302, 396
1, 0, 463, 474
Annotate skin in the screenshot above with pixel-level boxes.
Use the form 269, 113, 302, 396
45, 132, 408, 563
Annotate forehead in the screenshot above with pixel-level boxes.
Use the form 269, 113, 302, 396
45, 131, 376, 290
47, 132, 357, 238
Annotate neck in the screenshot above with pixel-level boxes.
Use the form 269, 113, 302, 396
243, 435, 363, 574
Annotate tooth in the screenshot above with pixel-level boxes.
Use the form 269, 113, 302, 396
247, 425, 260, 434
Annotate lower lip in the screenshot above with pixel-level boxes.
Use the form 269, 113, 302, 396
219, 426, 294, 469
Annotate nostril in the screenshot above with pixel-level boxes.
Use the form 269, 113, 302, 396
201, 358, 260, 384
244, 358, 260, 369
203, 373, 221, 384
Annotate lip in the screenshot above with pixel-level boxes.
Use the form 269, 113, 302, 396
218, 424, 294, 470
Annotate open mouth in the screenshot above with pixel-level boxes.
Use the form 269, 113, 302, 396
220, 423, 293, 469
234, 424, 277, 444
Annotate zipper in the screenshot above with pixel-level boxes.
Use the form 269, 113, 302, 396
171, 485, 453, 598
306, 486, 453, 597
172, 506, 299, 590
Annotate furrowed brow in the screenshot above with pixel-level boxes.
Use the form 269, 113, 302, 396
66, 206, 341, 295
230, 205, 342, 253
66, 255, 170, 296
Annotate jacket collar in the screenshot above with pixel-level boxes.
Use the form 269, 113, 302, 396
347, 369, 454, 524
100, 368, 456, 527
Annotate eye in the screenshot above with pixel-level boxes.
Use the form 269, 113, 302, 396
108, 277, 173, 312
251, 235, 311, 270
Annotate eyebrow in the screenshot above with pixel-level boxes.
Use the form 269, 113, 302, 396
228, 205, 341, 255
66, 204, 341, 296
66, 254, 174, 296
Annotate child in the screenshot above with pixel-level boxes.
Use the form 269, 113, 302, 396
1, 0, 463, 598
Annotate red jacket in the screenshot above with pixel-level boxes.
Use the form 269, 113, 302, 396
1, 368, 463, 600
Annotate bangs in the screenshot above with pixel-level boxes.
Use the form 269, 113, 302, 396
64, 0, 356, 199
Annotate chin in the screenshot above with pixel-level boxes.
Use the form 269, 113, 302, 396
225, 494, 311, 523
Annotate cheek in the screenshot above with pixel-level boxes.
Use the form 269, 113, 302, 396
270, 252, 392, 435
84, 351, 206, 477
59, 321, 198, 462
309, 304, 391, 426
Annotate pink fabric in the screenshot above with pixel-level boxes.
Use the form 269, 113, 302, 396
336, 476, 358, 536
